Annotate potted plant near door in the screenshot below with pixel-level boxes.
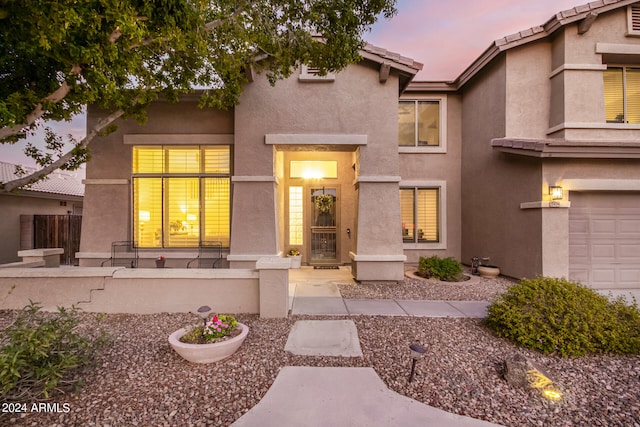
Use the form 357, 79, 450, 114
287, 248, 301, 268
477, 258, 500, 279
155, 255, 166, 268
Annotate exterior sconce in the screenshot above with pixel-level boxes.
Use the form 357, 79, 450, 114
549, 186, 563, 200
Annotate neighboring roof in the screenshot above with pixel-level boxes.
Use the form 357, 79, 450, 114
0, 162, 85, 197
411, 0, 637, 90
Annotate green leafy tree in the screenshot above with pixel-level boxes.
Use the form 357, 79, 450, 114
0, 0, 397, 191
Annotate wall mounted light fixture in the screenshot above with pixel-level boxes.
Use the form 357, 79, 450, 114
549, 185, 563, 200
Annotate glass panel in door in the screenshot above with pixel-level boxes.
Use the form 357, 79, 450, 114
310, 187, 338, 264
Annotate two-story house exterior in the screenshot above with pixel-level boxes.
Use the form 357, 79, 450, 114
79, 0, 640, 295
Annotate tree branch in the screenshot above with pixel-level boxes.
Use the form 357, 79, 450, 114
204, 3, 246, 31
0, 108, 125, 193
0, 64, 82, 141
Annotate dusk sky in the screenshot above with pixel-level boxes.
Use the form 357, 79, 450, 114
1, 0, 584, 167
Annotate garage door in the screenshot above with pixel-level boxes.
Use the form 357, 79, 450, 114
569, 192, 640, 288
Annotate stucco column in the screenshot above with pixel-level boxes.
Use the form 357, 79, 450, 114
228, 177, 280, 268
541, 205, 570, 278
351, 177, 406, 281
257, 257, 290, 318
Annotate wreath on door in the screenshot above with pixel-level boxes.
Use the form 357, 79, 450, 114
314, 194, 334, 213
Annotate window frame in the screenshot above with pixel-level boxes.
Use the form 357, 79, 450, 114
604, 65, 640, 124
400, 181, 447, 250
398, 95, 447, 154
132, 145, 232, 249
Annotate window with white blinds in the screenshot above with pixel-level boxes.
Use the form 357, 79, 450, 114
132, 146, 231, 248
604, 66, 640, 124
400, 187, 440, 243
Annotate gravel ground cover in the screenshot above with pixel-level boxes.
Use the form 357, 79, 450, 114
338, 268, 515, 302
1, 274, 639, 427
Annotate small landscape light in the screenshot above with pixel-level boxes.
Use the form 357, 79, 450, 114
197, 305, 212, 325
408, 343, 426, 382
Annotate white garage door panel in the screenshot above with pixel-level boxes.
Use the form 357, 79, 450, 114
569, 192, 640, 289
620, 219, 640, 234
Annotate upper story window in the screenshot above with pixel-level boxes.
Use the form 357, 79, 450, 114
398, 97, 447, 153
604, 66, 640, 123
132, 146, 231, 248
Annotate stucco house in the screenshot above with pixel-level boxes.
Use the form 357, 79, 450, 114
0, 162, 84, 265
78, 0, 640, 295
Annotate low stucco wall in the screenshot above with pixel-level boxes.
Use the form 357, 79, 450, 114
0, 266, 284, 316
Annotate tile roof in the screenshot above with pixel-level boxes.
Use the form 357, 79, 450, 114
495, 0, 630, 48
454, 0, 635, 88
0, 162, 85, 197
361, 43, 424, 72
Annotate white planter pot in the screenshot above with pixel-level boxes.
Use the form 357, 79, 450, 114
289, 255, 302, 269
477, 265, 500, 279
168, 322, 249, 364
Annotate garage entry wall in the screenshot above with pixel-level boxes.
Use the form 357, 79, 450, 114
569, 191, 640, 289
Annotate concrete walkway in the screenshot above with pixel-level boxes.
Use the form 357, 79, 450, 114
230, 267, 504, 426
289, 266, 491, 318
231, 367, 504, 427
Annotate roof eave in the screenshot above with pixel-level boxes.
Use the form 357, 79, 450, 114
491, 137, 640, 158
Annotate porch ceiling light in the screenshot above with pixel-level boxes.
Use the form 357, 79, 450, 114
549, 185, 563, 200
302, 168, 324, 180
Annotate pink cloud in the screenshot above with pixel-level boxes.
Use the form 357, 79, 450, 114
368, 0, 584, 80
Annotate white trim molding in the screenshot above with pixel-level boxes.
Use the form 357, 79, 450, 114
265, 134, 367, 146
596, 42, 640, 55
349, 252, 407, 262
564, 179, 640, 191
231, 176, 277, 183
82, 179, 129, 185
520, 201, 571, 209
549, 64, 607, 78
355, 176, 402, 184
123, 134, 233, 145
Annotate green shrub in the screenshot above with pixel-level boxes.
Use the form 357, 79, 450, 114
417, 256, 464, 282
0, 302, 109, 401
484, 277, 640, 357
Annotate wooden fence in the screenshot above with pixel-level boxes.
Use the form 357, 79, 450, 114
33, 215, 82, 265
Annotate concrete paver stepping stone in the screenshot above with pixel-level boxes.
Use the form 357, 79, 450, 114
285, 320, 362, 357
291, 296, 348, 315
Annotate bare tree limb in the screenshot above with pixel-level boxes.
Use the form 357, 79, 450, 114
1, 108, 125, 193
0, 64, 82, 141
204, 3, 246, 31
